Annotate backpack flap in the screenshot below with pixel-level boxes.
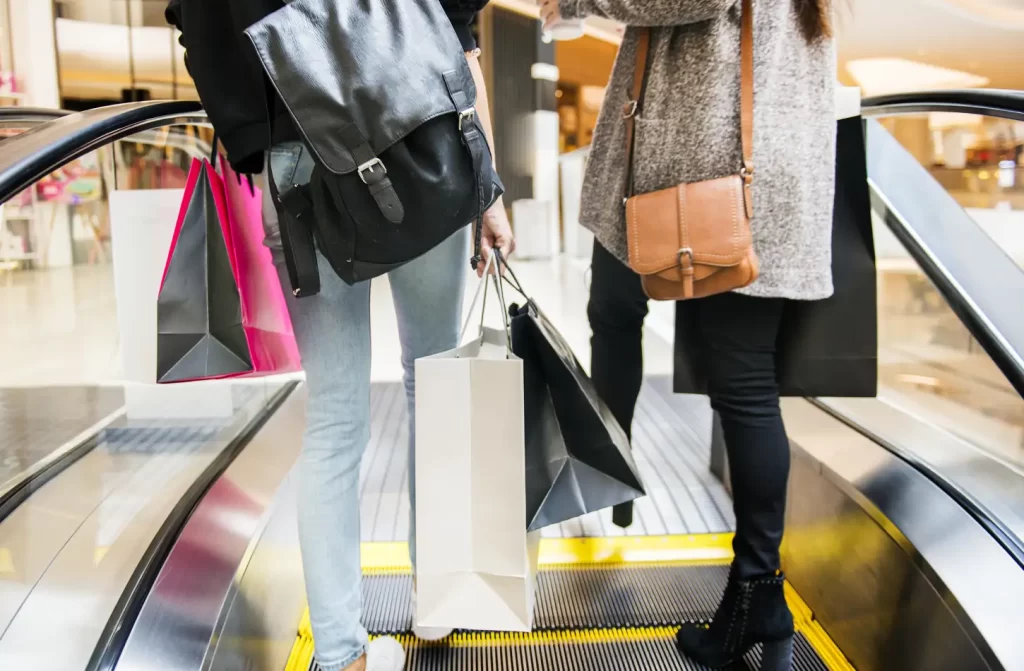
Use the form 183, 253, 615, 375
245, 0, 476, 176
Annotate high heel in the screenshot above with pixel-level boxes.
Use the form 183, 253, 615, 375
676, 570, 794, 670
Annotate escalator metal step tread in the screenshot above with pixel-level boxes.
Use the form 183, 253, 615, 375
362, 564, 732, 635
290, 545, 853, 670
310, 630, 827, 671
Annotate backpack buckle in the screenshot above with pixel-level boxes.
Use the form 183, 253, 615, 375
357, 158, 386, 184
458, 107, 477, 131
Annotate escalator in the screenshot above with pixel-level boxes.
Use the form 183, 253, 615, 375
0, 93, 1022, 671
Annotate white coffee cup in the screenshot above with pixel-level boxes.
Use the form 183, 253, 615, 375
543, 18, 584, 41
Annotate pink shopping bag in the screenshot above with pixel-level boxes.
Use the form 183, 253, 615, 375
220, 157, 301, 376
156, 157, 299, 383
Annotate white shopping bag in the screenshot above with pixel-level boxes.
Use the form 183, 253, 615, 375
414, 262, 539, 632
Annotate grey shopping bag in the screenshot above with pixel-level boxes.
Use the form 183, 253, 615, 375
156, 158, 251, 383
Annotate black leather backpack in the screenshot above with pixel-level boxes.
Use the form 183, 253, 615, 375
246, 0, 503, 294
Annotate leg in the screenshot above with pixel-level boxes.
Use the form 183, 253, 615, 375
697, 292, 787, 578
676, 292, 793, 670
587, 242, 648, 526
386, 226, 470, 567
266, 146, 374, 671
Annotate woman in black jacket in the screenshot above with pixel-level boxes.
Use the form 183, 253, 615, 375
168, 3, 511, 671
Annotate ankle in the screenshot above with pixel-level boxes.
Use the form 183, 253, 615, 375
341, 655, 367, 671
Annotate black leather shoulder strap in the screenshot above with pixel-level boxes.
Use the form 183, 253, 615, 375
443, 69, 489, 269
268, 173, 321, 298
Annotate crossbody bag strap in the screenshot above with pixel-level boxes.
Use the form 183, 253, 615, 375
740, 0, 753, 180
624, 0, 753, 199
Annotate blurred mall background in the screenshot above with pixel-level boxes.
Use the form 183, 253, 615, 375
0, 2, 1022, 670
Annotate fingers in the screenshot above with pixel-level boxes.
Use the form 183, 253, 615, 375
476, 237, 493, 278
538, 0, 559, 25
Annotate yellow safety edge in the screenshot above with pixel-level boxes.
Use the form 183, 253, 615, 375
287, 534, 855, 671
361, 533, 735, 572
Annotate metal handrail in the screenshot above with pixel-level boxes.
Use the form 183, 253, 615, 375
862, 89, 1024, 122
0, 100, 205, 203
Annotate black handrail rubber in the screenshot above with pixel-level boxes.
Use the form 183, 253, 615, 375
85, 381, 297, 671
863, 89, 1024, 122
0, 432, 103, 525
0, 100, 203, 204
811, 398, 1024, 573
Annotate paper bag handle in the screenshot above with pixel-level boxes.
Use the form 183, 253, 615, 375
457, 252, 511, 347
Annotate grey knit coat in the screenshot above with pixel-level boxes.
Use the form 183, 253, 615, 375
560, 0, 837, 300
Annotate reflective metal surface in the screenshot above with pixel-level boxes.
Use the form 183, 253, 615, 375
0, 384, 274, 670
781, 398, 1024, 671
822, 396, 1024, 563
116, 387, 307, 671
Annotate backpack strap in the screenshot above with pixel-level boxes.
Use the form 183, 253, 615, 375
269, 174, 321, 298
338, 123, 405, 224
442, 70, 489, 269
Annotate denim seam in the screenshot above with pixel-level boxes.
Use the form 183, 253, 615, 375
316, 646, 367, 671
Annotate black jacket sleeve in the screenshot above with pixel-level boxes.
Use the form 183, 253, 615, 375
441, 0, 489, 51
166, 0, 269, 174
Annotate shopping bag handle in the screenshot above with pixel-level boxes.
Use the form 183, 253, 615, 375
495, 250, 527, 300
208, 132, 257, 196
457, 252, 511, 347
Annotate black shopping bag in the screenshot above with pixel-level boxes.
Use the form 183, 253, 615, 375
509, 297, 645, 531
156, 158, 251, 383
674, 117, 877, 397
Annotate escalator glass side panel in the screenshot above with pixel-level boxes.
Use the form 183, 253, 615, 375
872, 207, 1024, 470
870, 112, 1024, 273
865, 119, 1024, 397
866, 120, 1024, 472
854, 118, 1024, 565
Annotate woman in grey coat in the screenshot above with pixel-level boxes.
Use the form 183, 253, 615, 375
540, 0, 836, 668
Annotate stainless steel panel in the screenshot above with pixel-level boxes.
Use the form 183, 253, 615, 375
781, 398, 1024, 671
823, 396, 1024, 549
116, 388, 307, 671
204, 478, 306, 671
0, 387, 275, 671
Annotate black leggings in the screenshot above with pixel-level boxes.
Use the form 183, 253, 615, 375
588, 242, 789, 579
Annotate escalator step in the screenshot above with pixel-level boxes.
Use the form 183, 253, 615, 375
362, 564, 732, 635
309, 629, 828, 671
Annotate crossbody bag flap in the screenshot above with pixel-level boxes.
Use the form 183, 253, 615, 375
246, 0, 476, 175
624, 0, 755, 280
626, 176, 752, 275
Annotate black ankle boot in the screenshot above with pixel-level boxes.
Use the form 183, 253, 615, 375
676, 571, 795, 670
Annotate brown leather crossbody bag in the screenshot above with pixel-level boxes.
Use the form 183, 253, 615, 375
624, 0, 758, 300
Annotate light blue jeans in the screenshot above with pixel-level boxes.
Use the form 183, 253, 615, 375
264, 143, 468, 671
